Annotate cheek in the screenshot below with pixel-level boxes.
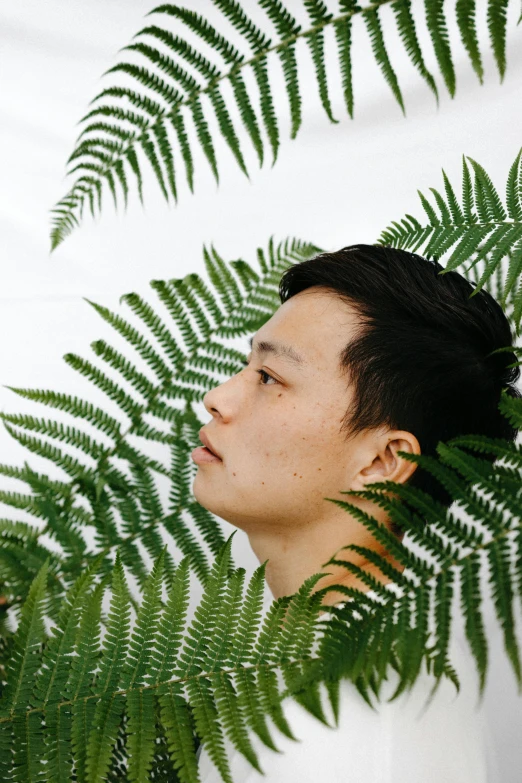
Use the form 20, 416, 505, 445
252, 411, 340, 475
229, 400, 345, 483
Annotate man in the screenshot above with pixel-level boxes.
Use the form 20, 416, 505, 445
192, 245, 520, 781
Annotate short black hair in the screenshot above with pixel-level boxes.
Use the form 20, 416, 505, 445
279, 244, 521, 527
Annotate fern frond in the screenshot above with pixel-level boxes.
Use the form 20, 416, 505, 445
379, 150, 522, 329
50, 0, 516, 248
0, 240, 320, 614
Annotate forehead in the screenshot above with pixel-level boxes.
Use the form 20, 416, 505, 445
254, 288, 359, 370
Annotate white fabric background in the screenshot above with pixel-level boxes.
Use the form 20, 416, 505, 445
1, 1, 521, 780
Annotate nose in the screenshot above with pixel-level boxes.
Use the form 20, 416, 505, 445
203, 368, 245, 420
203, 383, 221, 417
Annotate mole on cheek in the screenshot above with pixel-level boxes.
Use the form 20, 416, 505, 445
233, 472, 236, 476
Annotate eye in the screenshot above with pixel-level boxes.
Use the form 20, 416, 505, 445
240, 359, 279, 386
256, 368, 278, 386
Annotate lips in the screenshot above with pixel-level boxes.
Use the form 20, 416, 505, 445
198, 429, 222, 460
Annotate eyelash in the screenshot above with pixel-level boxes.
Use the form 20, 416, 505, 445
240, 360, 279, 386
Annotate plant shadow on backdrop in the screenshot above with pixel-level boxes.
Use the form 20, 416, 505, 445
1, 1, 522, 781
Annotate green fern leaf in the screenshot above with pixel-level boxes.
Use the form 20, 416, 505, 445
85, 554, 131, 782
0, 561, 48, 716
456, 0, 483, 82
231, 69, 268, 166
33, 560, 101, 709
258, 0, 302, 138
176, 534, 236, 680
227, 561, 267, 667
209, 84, 250, 177
150, 279, 201, 353
488, 535, 522, 682
0, 414, 109, 462
40, 564, 103, 783
125, 552, 166, 782
506, 148, 522, 221
158, 681, 199, 783
234, 666, 281, 751
119, 291, 186, 369
211, 668, 263, 772
67, 580, 104, 781
487, 0, 510, 80
393, 0, 438, 99
3, 388, 123, 440
187, 674, 234, 783
334, 1, 357, 118
362, 7, 405, 114
11, 710, 46, 783
425, 0, 456, 96
303, 1, 338, 123
63, 353, 143, 420
460, 551, 488, 693
84, 297, 173, 383
468, 156, 507, 221
255, 663, 299, 740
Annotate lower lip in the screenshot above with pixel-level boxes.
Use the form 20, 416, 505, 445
191, 446, 223, 464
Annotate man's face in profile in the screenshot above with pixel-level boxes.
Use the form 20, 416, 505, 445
192, 286, 377, 535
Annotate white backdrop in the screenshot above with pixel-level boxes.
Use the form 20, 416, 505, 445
1, 1, 522, 780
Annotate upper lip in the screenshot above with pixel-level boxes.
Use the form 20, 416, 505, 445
199, 429, 222, 459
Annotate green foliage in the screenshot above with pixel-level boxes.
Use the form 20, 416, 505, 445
3, 172, 522, 776
379, 150, 522, 331
4, 3, 522, 773
1, 413, 522, 780
50, 0, 518, 249
0, 237, 321, 625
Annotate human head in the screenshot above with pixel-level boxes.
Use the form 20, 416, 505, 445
193, 281, 421, 542
193, 244, 520, 541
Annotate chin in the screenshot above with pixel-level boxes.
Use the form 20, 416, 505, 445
192, 475, 221, 514
192, 474, 207, 504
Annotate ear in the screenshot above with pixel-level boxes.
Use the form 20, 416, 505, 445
355, 430, 421, 490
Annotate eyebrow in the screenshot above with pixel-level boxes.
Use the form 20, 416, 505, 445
248, 336, 306, 366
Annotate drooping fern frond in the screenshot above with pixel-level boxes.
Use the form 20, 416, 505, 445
50, 0, 518, 249
378, 149, 522, 330
1, 397, 522, 781
0, 238, 321, 627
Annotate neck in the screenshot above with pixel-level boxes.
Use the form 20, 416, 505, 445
246, 504, 405, 613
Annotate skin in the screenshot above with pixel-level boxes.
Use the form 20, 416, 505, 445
193, 287, 420, 612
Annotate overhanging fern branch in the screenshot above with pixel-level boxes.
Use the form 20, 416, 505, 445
378, 149, 522, 331
0, 238, 320, 622
50, 0, 516, 250
1, 413, 521, 781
